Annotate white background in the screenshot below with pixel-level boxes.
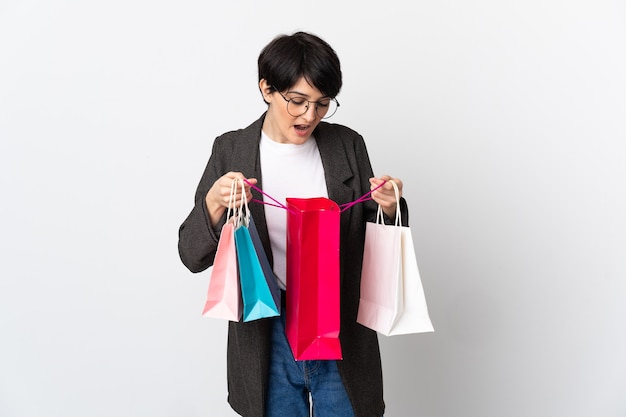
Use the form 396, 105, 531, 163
1, 1, 625, 416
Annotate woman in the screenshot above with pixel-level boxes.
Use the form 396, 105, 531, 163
178, 31, 408, 417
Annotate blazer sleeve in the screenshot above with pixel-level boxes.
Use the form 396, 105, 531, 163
177, 139, 228, 273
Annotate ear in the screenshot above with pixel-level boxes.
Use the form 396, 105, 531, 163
259, 79, 273, 103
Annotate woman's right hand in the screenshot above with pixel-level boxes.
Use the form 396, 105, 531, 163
205, 172, 258, 227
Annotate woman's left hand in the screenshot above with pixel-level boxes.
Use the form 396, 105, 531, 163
369, 175, 403, 219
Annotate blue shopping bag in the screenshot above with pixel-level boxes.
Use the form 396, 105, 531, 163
233, 179, 280, 322
247, 216, 281, 315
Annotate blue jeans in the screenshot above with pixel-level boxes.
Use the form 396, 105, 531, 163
264, 310, 356, 417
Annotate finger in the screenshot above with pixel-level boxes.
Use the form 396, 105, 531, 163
375, 176, 403, 194
369, 177, 387, 190
371, 177, 403, 204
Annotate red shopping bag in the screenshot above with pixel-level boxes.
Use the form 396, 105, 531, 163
285, 197, 342, 360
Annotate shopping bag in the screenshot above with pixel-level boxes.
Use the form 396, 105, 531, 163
357, 211, 403, 334
390, 223, 434, 335
247, 215, 281, 315
234, 179, 280, 322
357, 181, 434, 336
201, 181, 241, 321
285, 197, 342, 360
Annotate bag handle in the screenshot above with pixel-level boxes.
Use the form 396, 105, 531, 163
243, 178, 289, 211
235, 178, 251, 228
241, 177, 390, 215
225, 178, 238, 223
375, 180, 401, 226
339, 180, 386, 212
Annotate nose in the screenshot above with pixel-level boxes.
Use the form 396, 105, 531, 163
301, 103, 318, 122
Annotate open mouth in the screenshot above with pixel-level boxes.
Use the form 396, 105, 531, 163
294, 124, 309, 132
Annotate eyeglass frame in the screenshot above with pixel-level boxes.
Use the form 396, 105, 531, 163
272, 87, 340, 119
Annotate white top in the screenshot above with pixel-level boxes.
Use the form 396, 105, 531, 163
259, 130, 328, 289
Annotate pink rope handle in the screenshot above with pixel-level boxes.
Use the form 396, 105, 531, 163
339, 180, 387, 212
242, 178, 386, 213
243, 178, 289, 211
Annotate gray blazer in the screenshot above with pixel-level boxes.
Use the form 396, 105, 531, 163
179, 113, 409, 417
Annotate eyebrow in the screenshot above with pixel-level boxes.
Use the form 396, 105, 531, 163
285, 90, 331, 99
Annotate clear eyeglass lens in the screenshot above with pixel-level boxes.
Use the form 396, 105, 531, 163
287, 99, 338, 119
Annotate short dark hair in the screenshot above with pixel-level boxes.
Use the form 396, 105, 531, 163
258, 31, 342, 98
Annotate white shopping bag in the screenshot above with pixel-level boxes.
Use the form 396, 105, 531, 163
357, 181, 434, 336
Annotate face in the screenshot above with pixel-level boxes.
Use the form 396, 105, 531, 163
260, 77, 328, 145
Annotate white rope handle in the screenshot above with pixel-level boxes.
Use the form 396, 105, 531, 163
235, 178, 250, 228
225, 178, 237, 223
375, 180, 401, 226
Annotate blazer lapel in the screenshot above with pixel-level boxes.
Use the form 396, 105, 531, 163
315, 123, 355, 206
314, 123, 358, 249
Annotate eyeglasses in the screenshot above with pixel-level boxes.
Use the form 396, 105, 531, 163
274, 88, 340, 119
